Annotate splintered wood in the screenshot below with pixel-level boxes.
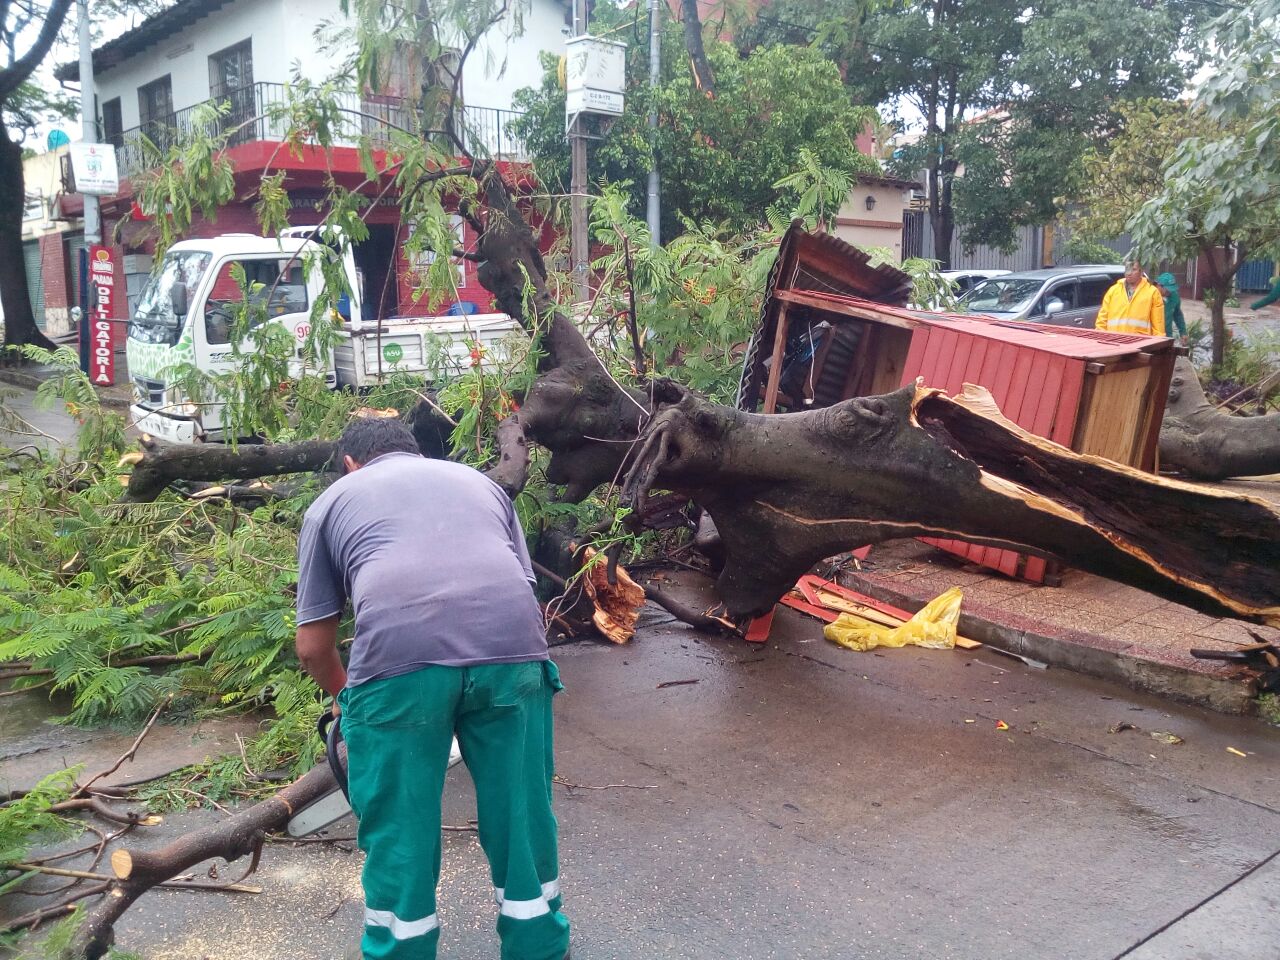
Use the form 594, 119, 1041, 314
580, 547, 646, 644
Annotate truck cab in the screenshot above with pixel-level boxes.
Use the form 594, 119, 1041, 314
127, 234, 340, 443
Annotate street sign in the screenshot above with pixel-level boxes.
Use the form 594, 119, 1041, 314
87, 246, 116, 386
67, 143, 120, 196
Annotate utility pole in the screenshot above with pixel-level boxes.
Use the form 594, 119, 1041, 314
77, 0, 100, 246
569, 0, 589, 302
645, 0, 661, 248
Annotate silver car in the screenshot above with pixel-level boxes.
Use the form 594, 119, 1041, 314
959, 265, 1126, 328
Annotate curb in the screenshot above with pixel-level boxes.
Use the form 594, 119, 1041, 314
0, 368, 132, 412
841, 573, 1258, 716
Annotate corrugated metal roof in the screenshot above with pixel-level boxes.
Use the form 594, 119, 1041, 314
735, 222, 914, 408
56, 0, 236, 82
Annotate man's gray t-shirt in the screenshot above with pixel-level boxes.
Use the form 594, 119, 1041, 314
296, 452, 547, 686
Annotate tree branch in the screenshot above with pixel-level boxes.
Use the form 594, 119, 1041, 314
0, 0, 73, 102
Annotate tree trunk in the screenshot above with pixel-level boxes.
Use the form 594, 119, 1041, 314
1209, 288, 1227, 368
0, 122, 56, 351
66, 764, 336, 960
618, 380, 1279, 624
1159, 356, 1280, 481
679, 0, 716, 97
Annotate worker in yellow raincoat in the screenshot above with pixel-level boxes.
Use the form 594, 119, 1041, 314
1096, 260, 1165, 337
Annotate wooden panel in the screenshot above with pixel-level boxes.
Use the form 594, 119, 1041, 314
867, 327, 914, 395
1075, 366, 1153, 465
942, 332, 975, 395
916, 327, 952, 388
1049, 360, 1087, 447
762, 304, 792, 414
987, 342, 1021, 414
900, 327, 930, 387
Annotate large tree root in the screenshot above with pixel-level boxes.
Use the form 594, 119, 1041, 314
1159, 357, 1280, 481
618, 380, 1280, 624
65, 763, 336, 960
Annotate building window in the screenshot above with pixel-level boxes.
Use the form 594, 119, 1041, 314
101, 97, 123, 149
209, 40, 255, 143
209, 39, 253, 100
137, 75, 174, 147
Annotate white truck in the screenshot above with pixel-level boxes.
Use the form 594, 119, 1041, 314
126, 230, 520, 443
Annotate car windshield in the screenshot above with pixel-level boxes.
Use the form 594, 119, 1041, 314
961, 277, 1044, 314
130, 251, 212, 346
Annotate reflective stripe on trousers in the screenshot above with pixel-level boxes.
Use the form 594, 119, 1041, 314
494, 879, 562, 919
365, 908, 440, 940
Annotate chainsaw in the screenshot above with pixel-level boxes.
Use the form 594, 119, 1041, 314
286, 709, 462, 837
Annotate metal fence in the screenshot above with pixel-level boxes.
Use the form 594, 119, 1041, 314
902, 211, 1135, 270
112, 82, 528, 178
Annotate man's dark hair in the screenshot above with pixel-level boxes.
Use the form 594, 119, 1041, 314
336, 416, 421, 468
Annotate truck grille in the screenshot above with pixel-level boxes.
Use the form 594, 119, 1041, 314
133, 376, 164, 405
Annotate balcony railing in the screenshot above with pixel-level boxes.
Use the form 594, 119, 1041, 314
111, 81, 528, 179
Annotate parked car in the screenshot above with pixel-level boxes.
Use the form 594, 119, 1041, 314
959, 265, 1126, 328
941, 268, 1010, 295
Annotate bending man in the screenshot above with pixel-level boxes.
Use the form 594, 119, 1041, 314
295, 416, 569, 960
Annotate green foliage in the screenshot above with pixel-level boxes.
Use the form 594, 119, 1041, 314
583, 184, 780, 401
511, 11, 877, 238
1063, 236, 1123, 266
6, 345, 129, 461
1259, 693, 1280, 726
1129, 0, 1280, 269
0, 769, 80, 871
863, 0, 1208, 254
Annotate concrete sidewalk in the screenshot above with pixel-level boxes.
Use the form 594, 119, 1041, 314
833, 489, 1280, 713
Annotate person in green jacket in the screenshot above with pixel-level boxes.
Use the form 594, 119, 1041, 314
1155, 273, 1187, 343
1251, 273, 1280, 310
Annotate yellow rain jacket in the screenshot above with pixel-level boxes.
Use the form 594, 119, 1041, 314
1095, 277, 1166, 337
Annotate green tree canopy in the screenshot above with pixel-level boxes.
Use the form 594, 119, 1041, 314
511, 9, 877, 239
835, 0, 1208, 264
1129, 0, 1280, 364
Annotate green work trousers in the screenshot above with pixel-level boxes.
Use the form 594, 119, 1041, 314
338, 660, 569, 960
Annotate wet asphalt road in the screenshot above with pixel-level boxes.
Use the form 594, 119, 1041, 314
3, 383, 1279, 958
53, 597, 1277, 960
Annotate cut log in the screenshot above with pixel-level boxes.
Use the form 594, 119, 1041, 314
123, 436, 336, 503
66, 763, 336, 960
1159, 356, 1280, 481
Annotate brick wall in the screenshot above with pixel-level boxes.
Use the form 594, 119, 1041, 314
38, 233, 73, 337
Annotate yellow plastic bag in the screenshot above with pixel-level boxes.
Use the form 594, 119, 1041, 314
823, 587, 963, 652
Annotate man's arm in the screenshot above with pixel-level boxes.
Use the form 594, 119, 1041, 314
296, 614, 346, 696
1151, 287, 1166, 337
1095, 286, 1117, 330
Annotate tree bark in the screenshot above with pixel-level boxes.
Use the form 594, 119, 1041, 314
65, 764, 336, 960
1159, 356, 1280, 481
618, 380, 1280, 625
679, 0, 717, 98
123, 436, 337, 503
0, 122, 56, 351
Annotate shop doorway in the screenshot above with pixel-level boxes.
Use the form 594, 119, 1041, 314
354, 224, 399, 321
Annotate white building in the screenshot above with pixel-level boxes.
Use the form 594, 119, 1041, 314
51, 0, 572, 320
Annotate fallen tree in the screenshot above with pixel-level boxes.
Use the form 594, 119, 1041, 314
118, 183, 1280, 628
1159, 356, 1280, 481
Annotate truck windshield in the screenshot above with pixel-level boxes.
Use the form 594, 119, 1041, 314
130, 251, 212, 346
